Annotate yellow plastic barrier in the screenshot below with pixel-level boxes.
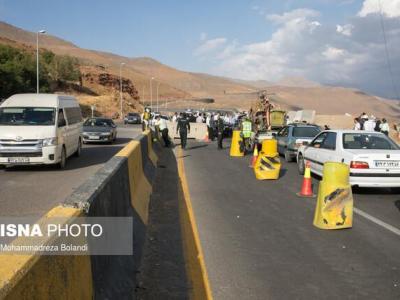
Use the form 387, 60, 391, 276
230, 130, 244, 157
313, 162, 353, 230
261, 139, 278, 157
254, 140, 281, 180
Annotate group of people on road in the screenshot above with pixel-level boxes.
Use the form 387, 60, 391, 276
353, 112, 390, 136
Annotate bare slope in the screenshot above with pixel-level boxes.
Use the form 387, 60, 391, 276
0, 21, 398, 121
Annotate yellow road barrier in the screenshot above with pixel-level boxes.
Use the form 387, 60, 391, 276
261, 139, 278, 157
313, 162, 353, 230
230, 130, 244, 157
254, 139, 281, 180
0, 206, 92, 300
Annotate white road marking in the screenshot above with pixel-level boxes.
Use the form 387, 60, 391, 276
354, 207, 400, 237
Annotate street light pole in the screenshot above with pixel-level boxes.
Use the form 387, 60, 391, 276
36, 30, 46, 94
150, 77, 155, 111
156, 82, 160, 112
142, 86, 145, 105
119, 62, 125, 120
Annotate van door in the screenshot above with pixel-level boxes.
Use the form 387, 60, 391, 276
57, 109, 67, 157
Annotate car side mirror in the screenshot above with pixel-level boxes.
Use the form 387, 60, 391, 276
272, 133, 277, 137
302, 141, 309, 146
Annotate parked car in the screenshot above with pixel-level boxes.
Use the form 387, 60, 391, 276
124, 112, 141, 124
297, 130, 400, 188
0, 93, 83, 169
274, 123, 321, 162
82, 118, 117, 144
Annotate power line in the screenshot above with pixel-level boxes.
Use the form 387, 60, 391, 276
378, 0, 400, 100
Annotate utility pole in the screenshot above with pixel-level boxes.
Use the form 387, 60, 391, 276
119, 62, 125, 120
36, 30, 46, 93
150, 77, 155, 111
156, 82, 160, 112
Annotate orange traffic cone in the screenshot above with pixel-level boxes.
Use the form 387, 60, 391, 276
297, 161, 315, 197
250, 145, 259, 168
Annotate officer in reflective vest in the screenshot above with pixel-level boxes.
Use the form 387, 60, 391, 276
241, 117, 253, 155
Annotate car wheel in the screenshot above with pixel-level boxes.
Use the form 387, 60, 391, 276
74, 138, 82, 157
298, 154, 305, 175
58, 147, 67, 169
0, 165, 5, 170
284, 150, 293, 162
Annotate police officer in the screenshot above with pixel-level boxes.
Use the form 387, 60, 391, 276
176, 113, 190, 149
241, 117, 253, 155
217, 114, 225, 150
142, 107, 151, 131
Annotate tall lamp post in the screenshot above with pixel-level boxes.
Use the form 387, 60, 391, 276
36, 30, 46, 93
119, 62, 125, 120
156, 82, 160, 112
150, 77, 155, 111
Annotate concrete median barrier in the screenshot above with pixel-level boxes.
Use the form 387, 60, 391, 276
0, 206, 92, 300
0, 131, 159, 299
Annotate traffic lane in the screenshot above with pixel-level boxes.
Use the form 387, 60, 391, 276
0, 125, 141, 217
285, 159, 400, 234
179, 140, 400, 299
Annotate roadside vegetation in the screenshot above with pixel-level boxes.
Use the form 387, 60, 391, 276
0, 44, 81, 99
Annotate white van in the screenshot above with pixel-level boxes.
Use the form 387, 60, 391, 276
0, 94, 83, 169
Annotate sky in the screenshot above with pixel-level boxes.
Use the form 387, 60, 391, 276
1, 0, 400, 99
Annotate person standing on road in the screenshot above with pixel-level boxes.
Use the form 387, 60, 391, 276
216, 114, 225, 150
155, 116, 170, 147
374, 118, 382, 132
241, 117, 253, 155
380, 118, 390, 136
209, 113, 216, 141
196, 113, 203, 123
363, 116, 376, 132
142, 108, 151, 131
176, 113, 190, 149
172, 112, 178, 122
354, 118, 361, 130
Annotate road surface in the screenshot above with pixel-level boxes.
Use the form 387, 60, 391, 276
178, 139, 400, 299
0, 125, 141, 217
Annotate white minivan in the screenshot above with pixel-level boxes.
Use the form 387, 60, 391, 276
0, 94, 83, 169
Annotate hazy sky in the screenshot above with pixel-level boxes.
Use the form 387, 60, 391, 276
1, 0, 400, 99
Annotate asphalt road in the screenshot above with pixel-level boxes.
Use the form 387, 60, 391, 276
0, 124, 142, 217
178, 139, 400, 299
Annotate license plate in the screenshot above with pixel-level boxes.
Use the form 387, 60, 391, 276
374, 160, 400, 168
89, 136, 100, 140
8, 157, 30, 163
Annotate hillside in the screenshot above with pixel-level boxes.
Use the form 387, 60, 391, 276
0, 20, 399, 123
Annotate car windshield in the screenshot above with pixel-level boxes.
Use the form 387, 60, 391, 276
343, 133, 399, 150
0, 107, 56, 126
293, 127, 320, 138
128, 113, 139, 117
84, 118, 114, 127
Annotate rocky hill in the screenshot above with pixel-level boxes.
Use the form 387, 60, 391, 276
0, 21, 399, 123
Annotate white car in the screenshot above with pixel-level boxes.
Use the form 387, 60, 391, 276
0, 94, 83, 169
297, 130, 400, 188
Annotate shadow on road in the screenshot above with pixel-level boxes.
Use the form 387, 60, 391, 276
136, 147, 190, 299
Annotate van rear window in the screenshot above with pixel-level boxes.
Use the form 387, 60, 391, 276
0, 107, 56, 126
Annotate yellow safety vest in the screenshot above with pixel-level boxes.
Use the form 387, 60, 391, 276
242, 121, 252, 138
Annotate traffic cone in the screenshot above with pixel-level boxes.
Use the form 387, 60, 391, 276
250, 145, 258, 168
297, 162, 315, 197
